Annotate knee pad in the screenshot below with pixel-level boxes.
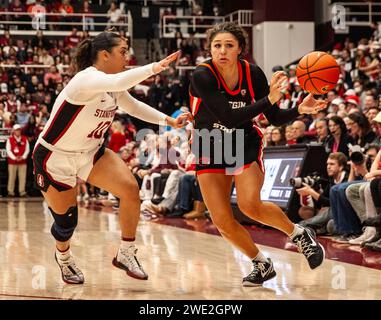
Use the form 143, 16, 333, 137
50, 206, 78, 242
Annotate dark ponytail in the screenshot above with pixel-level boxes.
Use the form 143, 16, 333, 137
72, 31, 123, 73
72, 39, 94, 74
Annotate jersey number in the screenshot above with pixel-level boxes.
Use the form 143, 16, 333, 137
87, 121, 111, 139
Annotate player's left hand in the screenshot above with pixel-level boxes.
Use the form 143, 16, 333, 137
153, 50, 181, 73
298, 93, 327, 114
166, 112, 193, 129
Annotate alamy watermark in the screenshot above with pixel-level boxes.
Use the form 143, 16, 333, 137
332, 4, 346, 31
32, 265, 46, 289
135, 124, 247, 175
331, 265, 346, 290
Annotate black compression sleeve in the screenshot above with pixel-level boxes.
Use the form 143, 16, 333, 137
191, 68, 273, 128
251, 64, 301, 126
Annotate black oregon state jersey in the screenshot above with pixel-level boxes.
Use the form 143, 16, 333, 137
189, 59, 301, 174
190, 59, 259, 134
189, 58, 301, 134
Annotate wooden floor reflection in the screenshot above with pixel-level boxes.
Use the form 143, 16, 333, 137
1, 199, 381, 300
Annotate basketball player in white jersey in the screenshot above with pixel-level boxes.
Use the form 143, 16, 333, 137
32, 31, 190, 284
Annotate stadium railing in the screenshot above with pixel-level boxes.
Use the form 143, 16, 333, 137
160, 10, 253, 38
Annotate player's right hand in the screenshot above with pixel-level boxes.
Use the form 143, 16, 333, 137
268, 71, 288, 105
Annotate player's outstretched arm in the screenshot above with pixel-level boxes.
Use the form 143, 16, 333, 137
66, 51, 181, 100
118, 90, 191, 128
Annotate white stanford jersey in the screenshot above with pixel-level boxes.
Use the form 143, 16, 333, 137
38, 64, 167, 153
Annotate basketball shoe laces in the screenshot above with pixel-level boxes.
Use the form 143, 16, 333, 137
59, 256, 84, 279
118, 245, 146, 277
248, 261, 268, 278
294, 233, 315, 259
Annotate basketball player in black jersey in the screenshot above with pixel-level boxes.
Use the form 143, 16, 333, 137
189, 22, 327, 286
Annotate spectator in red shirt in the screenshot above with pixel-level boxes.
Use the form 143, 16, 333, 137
108, 120, 126, 153
8, 0, 27, 29
0, 30, 11, 47
44, 65, 62, 87
6, 124, 30, 197
59, 0, 74, 30
64, 27, 80, 49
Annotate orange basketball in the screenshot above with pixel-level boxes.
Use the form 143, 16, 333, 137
296, 51, 340, 95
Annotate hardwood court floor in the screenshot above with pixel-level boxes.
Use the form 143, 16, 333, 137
0, 199, 381, 300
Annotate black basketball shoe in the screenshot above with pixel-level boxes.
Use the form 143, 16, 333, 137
242, 258, 276, 287
292, 226, 325, 269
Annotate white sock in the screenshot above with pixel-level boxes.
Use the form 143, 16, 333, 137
289, 224, 304, 239
120, 239, 135, 252
56, 247, 70, 261
252, 252, 269, 263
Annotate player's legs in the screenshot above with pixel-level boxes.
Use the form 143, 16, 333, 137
197, 173, 260, 258
87, 148, 140, 239
42, 186, 77, 251
234, 162, 295, 234
197, 172, 276, 286
234, 161, 325, 270
42, 185, 84, 284
87, 148, 147, 280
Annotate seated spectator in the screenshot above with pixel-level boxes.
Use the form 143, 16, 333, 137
285, 124, 296, 145
363, 94, 377, 112
315, 118, 330, 144
344, 95, 360, 113
346, 146, 381, 245
269, 126, 287, 147
139, 136, 178, 201
142, 142, 196, 215
44, 66, 62, 87
359, 44, 381, 82
64, 27, 81, 50
329, 145, 378, 242
291, 120, 313, 144
170, 172, 205, 218
264, 125, 274, 146
298, 152, 348, 234
31, 30, 51, 50
0, 30, 10, 47
326, 116, 353, 156
38, 48, 54, 66
16, 102, 30, 127
347, 112, 377, 147
36, 104, 50, 126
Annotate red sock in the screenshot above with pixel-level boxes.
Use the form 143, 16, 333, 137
122, 237, 135, 242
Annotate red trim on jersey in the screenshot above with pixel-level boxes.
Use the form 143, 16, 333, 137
31, 143, 39, 175
42, 149, 72, 189
196, 159, 264, 176
211, 60, 243, 96
189, 92, 202, 116
243, 60, 255, 102
199, 63, 221, 89
196, 168, 226, 175
252, 124, 265, 174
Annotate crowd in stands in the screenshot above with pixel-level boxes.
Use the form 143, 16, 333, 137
1, 1, 381, 249
1, 0, 130, 31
